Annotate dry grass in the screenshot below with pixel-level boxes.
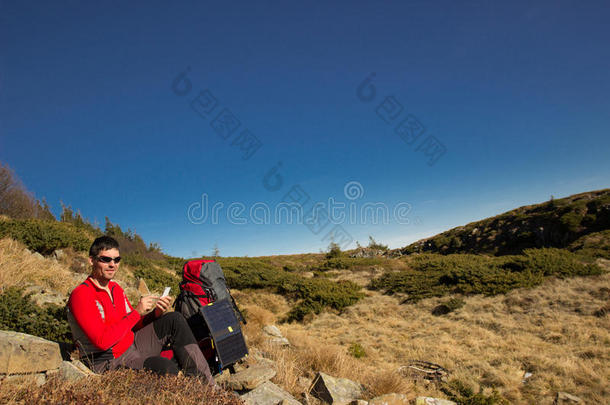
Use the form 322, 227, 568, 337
0, 369, 242, 404
0, 237, 140, 301
0, 238, 76, 295
279, 273, 610, 404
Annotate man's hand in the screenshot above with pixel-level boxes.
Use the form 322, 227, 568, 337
154, 295, 172, 318
135, 295, 159, 315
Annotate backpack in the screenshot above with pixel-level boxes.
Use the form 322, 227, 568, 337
174, 259, 247, 372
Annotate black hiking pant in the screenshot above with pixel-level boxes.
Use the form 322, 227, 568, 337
93, 312, 214, 384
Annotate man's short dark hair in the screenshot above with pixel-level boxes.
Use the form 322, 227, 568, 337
89, 235, 120, 257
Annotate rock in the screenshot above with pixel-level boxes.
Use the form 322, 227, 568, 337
137, 278, 151, 296
368, 393, 409, 404
23, 285, 66, 307
3, 372, 46, 387
58, 360, 94, 381
269, 337, 291, 347
241, 381, 301, 405
415, 397, 456, 405
309, 372, 363, 404
262, 325, 283, 338
52, 249, 65, 261
227, 364, 276, 390
32, 252, 44, 260
0, 330, 62, 374
214, 368, 231, 384
554, 392, 583, 404
350, 400, 369, 405
263, 325, 291, 347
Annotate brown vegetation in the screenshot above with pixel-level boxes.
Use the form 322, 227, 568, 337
0, 369, 242, 405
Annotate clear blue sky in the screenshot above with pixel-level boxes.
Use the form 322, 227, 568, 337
1, 1, 609, 257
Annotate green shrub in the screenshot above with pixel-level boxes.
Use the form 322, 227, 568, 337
367, 236, 388, 251
0, 287, 71, 343
0, 219, 91, 254
370, 249, 603, 303
348, 343, 366, 358
441, 379, 509, 405
326, 241, 342, 259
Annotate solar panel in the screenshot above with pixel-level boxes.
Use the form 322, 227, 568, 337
200, 299, 248, 367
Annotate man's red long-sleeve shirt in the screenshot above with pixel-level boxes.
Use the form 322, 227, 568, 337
67, 278, 143, 362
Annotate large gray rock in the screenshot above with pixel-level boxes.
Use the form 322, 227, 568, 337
227, 364, 276, 390
309, 372, 363, 404
52, 249, 65, 261
415, 397, 456, 405
241, 381, 301, 405
0, 330, 62, 374
58, 360, 94, 381
554, 392, 583, 404
3, 372, 46, 387
369, 393, 410, 404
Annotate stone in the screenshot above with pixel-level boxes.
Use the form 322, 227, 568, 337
52, 249, 65, 261
0, 330, 62, 374
350, 400, 369, 405
241, 381, 301, 405
554, 392, 583, 404
227, 364, 276, 390
309, 372, 363, 404
32, 252, 44, 260
369, 393, 409, 404
70, 256, 89, 274
415, 397, 457, 405
137, 278, 151, 296
22, 285, 66, 307
262, 325, 283, 338
214, 368, 231, 384
58, 360, 94, 381
269, 337, 291, 347
3, 372, 46, 387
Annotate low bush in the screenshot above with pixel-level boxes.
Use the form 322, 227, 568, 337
218, 257, 364, 321
348, 342, 366, 358
441, 379, 509, 405
370, 249, 603, 302
0, 287, 71, 343
0, 219, 90, 255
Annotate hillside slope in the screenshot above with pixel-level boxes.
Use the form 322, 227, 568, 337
399, 189, 610, 257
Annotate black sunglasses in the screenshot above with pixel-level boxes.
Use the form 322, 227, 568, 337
97, 256, 121, 264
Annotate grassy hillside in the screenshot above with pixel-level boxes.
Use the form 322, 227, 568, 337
1, 175, 609, 404
399, 189, 610, 257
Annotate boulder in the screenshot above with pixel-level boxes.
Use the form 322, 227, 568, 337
262, 325, 283, 338
415, 397, 456, 405
23, 285, 66, 307
58, 360, 94, 381
554, 392, 583, 404
32, 252, 44, 260
3, 372, 46, 387
0, 330, 62, 374
52, 249, 65, 261
263, 325, 290, 347
227, 364, 276, 391
241, 381, 301, 405
309, 372, 363, 404
369, 393, 409, 404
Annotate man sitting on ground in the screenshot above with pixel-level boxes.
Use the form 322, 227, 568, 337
67, 235, 214, 384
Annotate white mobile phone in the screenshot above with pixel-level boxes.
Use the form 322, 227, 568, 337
162, 287, 171, 297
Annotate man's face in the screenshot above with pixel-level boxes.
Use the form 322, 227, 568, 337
89, 248, 120, 284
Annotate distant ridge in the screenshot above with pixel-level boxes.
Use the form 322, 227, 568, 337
399, 189, 610, 256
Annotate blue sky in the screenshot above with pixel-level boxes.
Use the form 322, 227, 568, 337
1, 1, 609, 257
